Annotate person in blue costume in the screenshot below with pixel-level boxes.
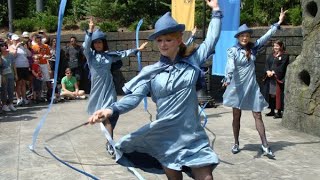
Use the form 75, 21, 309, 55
83, 17, 148, 156
88, 0, 222, 179
222, 8, 287, 158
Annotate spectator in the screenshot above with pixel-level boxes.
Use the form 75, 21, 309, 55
60, 68, 85, 99
263, 40, 289, 119
64, 36, 84, 84
9, 34, 31, 106
31, 54, 43, 103
222, 8, 287, 158
1, 41, 17, 111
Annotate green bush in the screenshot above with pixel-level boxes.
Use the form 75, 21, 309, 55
98, 21, 118, 32
79, 21, 89, 31
128, 19, 150, 32
63, 16, 79, 30
40, 15, 58, 33
240, 12, 255, 26
288, 7, 302, 26
13, 18, 36, 32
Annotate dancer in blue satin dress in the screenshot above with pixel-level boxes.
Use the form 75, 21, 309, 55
83, 18, 147, 155
88, 0, 222, 179
222, 8, 287, 158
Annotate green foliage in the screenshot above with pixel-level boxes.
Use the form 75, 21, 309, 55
0, 3, 7, 25
288, 6, 302, 26
98, 21, 118, 32
1, 0, 303, 30
240, 12, 254, 26
35, 13, 58, 32
13, 18, 36, 32
195, 0, 211, 28
128, 19, 150, 32
79, 21, 89, 31
63, 16, 79, 30
68, 0, 89, 20
240, 0, 301, 26
44, 0, 60, 16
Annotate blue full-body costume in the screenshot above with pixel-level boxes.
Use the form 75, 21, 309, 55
223, 24, 280, 112
83, 31, 137, 115
106, 11, 222, 175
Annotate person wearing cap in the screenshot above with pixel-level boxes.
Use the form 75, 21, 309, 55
83, 17, 148, 156
88, 0, 222, 178
9, 34, 32, 106
21, 31, 30, 39
222, 8, 288, 158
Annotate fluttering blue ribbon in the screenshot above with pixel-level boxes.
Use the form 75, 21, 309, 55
29, 0, 67, 151
135, 19, 148, 111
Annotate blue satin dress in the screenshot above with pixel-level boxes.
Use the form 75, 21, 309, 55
108, 11, 222, 175
83, 33, 137, 115
223, 24, 280, 112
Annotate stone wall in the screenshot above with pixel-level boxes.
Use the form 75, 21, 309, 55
57, 26, 302, 98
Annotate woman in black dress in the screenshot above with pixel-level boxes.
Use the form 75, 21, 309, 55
263, 40, 289, 118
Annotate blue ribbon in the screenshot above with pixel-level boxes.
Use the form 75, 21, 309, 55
45, 147, 99, 180
29, 0, 67, 151
135, 19, 148, 111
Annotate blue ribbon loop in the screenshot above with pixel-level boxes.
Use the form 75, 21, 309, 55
135, 19, 148, 111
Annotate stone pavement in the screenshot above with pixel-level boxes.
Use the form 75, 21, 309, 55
1, 97, 320, 180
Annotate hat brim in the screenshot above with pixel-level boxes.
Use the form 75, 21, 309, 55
234, 29, 253, 38
148, 24, 185, 40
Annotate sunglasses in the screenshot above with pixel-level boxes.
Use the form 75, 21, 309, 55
65, 72, 71, 74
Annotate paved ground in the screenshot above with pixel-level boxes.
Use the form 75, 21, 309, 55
1, 97, 320, 180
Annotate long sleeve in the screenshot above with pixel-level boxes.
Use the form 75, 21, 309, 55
224, 48, 236, 83
108, 82, 150, 114
254, 23, 280, 50
193, 10, 222, 65
108, 49, 138, 63
83, 31, 93, 62
264, 54, 273, 72
273, 54, 289, 80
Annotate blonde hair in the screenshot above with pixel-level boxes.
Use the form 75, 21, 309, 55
166, 32, 198, 57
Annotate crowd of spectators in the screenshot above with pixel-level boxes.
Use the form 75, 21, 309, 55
0, 31, 90, 114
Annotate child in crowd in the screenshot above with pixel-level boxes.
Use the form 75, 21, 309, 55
60, 68, 86, 100
31, 54, 43, 103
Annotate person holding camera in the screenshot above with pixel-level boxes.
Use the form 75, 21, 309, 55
9, 34, 32, 106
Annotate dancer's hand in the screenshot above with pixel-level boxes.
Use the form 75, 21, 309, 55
206, 0, 220, 11
222, 82, 229, 87
88, 109, 113, 124
278, 8, 288, 25
266, 70, 273, 77
89, 17, 94, 33
138, 42, 148, 50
